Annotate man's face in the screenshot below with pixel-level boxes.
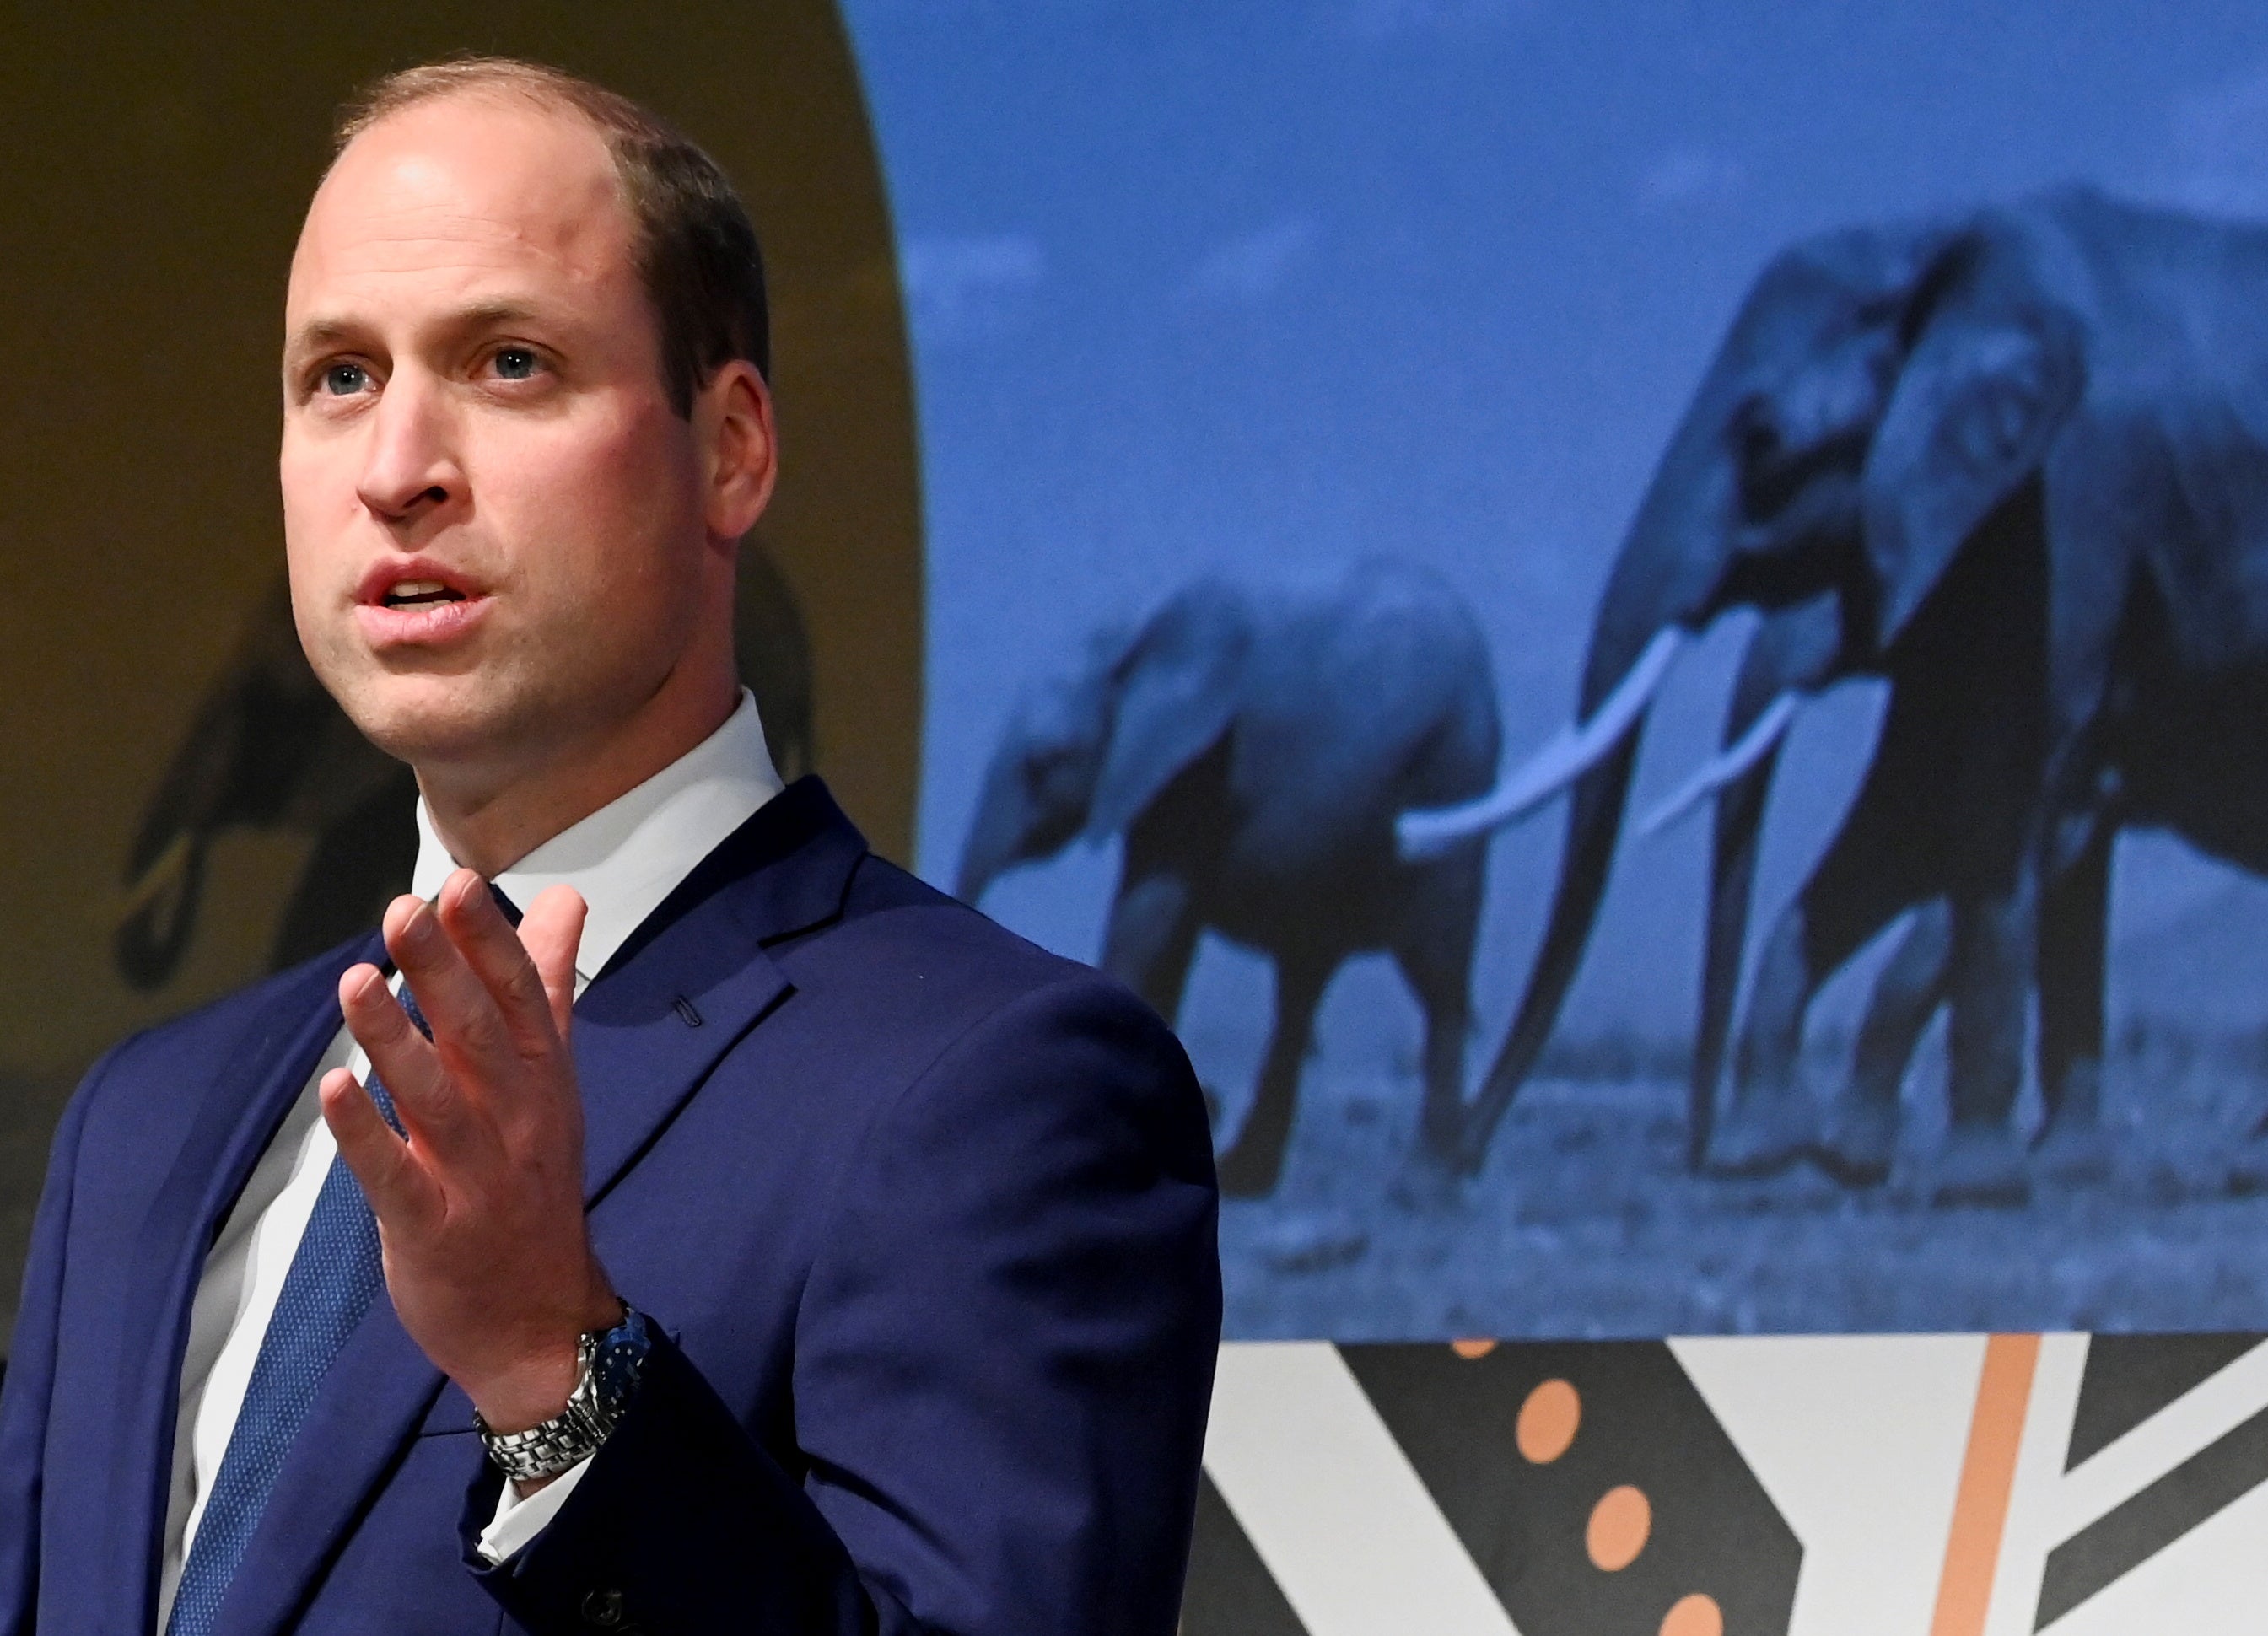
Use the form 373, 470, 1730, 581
281, 94, 713, 774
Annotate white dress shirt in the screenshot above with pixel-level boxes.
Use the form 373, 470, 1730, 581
155, 693, 783, 1624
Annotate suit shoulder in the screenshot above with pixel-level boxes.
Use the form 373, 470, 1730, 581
96, 937, 361, 1084
772, 853, 1172, 1062
832, 852, 1103, 990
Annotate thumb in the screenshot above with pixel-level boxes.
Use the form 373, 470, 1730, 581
518, 884, 587, 1039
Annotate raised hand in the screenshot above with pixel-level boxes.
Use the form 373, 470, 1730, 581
321, 869, 622, 1445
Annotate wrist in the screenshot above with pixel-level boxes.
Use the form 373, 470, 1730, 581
465, 1288, 626, 1434
477, 1306, 654, 1488
466, 1345, 582, 1436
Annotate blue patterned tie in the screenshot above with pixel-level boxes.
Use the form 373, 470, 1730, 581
166, 888, 518, 1636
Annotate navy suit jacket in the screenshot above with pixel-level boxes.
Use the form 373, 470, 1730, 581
0, 778, 1221, 1633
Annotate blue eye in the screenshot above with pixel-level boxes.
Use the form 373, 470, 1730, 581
493, 347, 540, 380
321, 362, 369, 396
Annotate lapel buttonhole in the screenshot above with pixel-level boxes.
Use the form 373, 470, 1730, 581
671, 996, 704, 1028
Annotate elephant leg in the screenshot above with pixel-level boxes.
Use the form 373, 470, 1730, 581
1100, 869, 1203, 1021
1102, 867, 1226, 1133
1388, 858, 1482, 1170
2034, 821, 2114, 1185
1816, 901, 1953, 1186
1713, 776, 1930, 1179
1925, 875, 2040, 1208
1689, 743, 1781, 1174
1216, 954, 1335, 1200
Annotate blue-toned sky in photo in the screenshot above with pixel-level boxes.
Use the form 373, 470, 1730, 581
842, 0, 2268, 1053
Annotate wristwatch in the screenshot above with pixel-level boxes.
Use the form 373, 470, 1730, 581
476, 1305, 653, 1483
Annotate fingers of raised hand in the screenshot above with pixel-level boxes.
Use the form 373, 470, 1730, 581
381, 881, 536, 1101
339, 957, 482, 1159
432, 870, 562, 1056
317, 1062, 441, 1230
517, 884, 588, 1039
512, 885, 585, 1039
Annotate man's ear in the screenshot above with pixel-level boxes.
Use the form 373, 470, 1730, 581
695, 359, 778, 544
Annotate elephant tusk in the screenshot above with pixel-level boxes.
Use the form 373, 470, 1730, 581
1397, 627, 1687, 859
1638, 691, 1801, 838
116, 831, 196, 926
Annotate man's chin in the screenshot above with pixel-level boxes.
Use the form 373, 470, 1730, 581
336, 679, 543, 772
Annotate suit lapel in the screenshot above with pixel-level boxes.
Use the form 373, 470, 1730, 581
576, 777, 866, 1204
109, 936, 379, 1636
201, 781, 868, 1634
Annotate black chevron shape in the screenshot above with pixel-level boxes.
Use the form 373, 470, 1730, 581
1180, 1469, 1310, 1636
1342, 1340, 1799, 1636
2065, 1333, 2265, 1471
2039, 1383, 2268, 1627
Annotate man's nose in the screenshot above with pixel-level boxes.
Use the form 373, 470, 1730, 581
356, 373, 465, 525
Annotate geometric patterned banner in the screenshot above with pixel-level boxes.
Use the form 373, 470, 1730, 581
1189, 1333, 2268, 1635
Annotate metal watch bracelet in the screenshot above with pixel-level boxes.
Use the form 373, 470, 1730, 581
476, 1306, 651, 1484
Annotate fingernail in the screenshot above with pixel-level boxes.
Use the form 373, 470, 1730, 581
401, 901, 438, 950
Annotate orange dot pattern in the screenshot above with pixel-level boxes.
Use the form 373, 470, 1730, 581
1659, 1592, 1722, 1636
1431, 1353, 1730, 1630
1587, 1483, 1651, 1571
1516, 1378, 1581, 1464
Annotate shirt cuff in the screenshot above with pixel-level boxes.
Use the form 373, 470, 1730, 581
475, 1456, 595, 1564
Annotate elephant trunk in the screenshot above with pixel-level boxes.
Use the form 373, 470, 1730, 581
1685, 665, 1799, 1170
114, 678, 250, 990
1687, 595, 1842, 1167
114, 831, 210, 992
114, 581, 340, 990
1455, 737, 1643, 1166
1452, 538, 1720, 1166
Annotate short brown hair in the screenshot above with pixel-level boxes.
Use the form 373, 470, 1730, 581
334, 57, 768, 414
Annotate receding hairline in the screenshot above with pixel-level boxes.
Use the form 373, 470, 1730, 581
319, 57, 772, 405
332, 58, 667, 164
323, 77, 628, 208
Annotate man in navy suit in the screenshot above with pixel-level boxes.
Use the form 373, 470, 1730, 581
0, 57, 1220, 1633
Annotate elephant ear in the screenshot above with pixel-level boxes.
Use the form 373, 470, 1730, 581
1862, 283, 2085, 647
1085, 583, 1253, 842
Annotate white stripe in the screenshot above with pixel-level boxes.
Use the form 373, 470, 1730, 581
1670, 1332, 1986, 1636
2053, 1337, 2268, 1539
1204, 1342, 1521, 1636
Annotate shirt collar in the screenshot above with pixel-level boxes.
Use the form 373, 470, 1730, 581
411, 690, 784, 984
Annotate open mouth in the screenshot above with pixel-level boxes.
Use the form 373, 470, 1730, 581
381, 579, 467, 609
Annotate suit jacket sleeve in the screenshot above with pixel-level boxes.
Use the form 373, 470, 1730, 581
464, 970, 1223, 1634
0, 1047, 111, 1636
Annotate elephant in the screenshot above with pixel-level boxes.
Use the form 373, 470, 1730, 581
1667, 572, 2103, 1193
116, 537, 815, 988
956, 562, 1502, 1198
1401, 185, 2268, 1203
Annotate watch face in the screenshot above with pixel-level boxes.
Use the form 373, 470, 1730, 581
590, 1310, 653, 1418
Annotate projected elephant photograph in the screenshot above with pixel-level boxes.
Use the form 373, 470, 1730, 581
908, 0, 2268, 1333
957, 563, 1500, 1201
1408, 187, 2268, 1209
